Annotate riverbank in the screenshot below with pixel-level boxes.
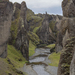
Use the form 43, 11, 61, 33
0, 45, 28, 75
21, 48, 58, 75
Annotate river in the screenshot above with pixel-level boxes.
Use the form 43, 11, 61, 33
21, 48, 58, 75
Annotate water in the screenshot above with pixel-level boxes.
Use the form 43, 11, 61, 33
32, 65, 50, 75
29, 48, 50, 75
35, 48, 50, 55
29, 57, 46, 63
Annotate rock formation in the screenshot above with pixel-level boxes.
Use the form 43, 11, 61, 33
57, 0, 75, 75
9, 2, 29, 61
0, 0, 29, 60
36, 13, 50, 44
0, 0, 13, 58
36, 13, 62, 44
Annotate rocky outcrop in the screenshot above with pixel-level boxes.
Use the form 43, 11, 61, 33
9, 2, 29, 61
37, 13, 62, 44
62, 0, 75, 17
57, 0, 75, 75
0, 0, 13, 58
36, 13, 50, 44
15, 2, 29, 61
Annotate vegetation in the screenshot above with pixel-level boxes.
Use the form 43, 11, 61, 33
7, 45, 28, 68
11, 19, 19, 41
28, 32, 40, 46
49, 21, 56, 31
49, 21, 57, 37
33, 26, 40, 33
48, 52, 61, 67
10, 9, 20, 45
0, 45, 28, 75
27, 8, 43, 32
46, 44, 55, 48
29, 40, 36, 56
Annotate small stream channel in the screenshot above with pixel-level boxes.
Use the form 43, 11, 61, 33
29, 48, 51, 75
20, 48, 58, 75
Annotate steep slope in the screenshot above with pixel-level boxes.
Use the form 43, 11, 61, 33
0, 0, 13, 58
0, 45, 27, 75
36, 13, 62, 45
57, 0, 75, 75
9, 2, 29, 61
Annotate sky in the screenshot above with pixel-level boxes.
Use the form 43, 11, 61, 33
10, 0, 63, 15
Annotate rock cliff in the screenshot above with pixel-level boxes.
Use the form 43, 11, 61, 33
10, 2, 29, 61
0, 1, 29, 61
57, 0, 75, 75
0, 0, 13, 58
36, 13, 62, 44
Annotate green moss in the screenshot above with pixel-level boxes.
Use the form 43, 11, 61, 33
27, 9, 42, 23
46, 44, 55, 48
28, 32, 40, 46
49, 21, 56, 31
7, 45, 28, 68
27, 8, 43, 32
10, 9, 20, 45
48, 52, 61, 67
11, 19, 19, 39
33, 26, 40, 33
29, 40, 36, 56
33, 20, 42, 33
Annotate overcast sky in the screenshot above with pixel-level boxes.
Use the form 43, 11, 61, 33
10, 0, 63, 15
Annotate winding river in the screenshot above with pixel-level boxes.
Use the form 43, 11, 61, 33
29, 48, 50, 75
21, 48, 58, 75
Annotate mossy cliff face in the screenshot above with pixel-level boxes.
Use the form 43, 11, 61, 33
0, 1, 13, 58
36, 14, 51, 44
57, 0, 75, 75
0, 1, 29, 74
62, 0, 75, 17
27, 8, 42, 32
0, 45, 27, 75
9, 2, 29, 61
27, 9, 62, 46
36, 13, 62, 44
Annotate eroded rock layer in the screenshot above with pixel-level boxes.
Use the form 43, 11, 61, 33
57, 0, 75, 75
0, 1, 13, 58
0, 1, 29, 60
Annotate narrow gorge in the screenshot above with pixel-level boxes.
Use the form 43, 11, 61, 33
0, 0, 75, 75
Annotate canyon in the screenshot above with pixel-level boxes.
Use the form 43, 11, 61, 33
0, 0, 75, 75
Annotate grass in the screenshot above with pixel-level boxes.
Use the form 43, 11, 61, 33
29, 40, 36, 56
7, 45, 28, 68
28, 32, 40, 45
0, 45, 28, 75
33, 26, 40, 33
48, 52, 61, 67
46, 44, 55, 48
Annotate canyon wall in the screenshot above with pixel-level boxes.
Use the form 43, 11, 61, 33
10, 2, 29, 61
37, 13, 62, 44
0, 1, 29, 60
57, 0, 75, 75
0, 0, 13, 58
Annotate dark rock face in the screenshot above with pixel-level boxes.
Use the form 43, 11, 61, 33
57, 0, 75, 75
9, 2, 29, 61
37, 14, 50, 44
15, 2, 29, 61
0, 1, 13, 58
55, 32, 63, 52
37, 13, 62, 44
62, 0, 75, 17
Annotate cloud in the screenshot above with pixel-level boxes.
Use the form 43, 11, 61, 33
10, 0, 63, 15
31, 6, 63, 15
10, 0, 63, 8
